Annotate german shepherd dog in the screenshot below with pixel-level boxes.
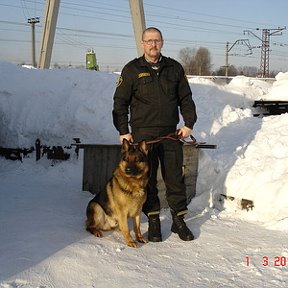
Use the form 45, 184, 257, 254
86, 139, 149, 248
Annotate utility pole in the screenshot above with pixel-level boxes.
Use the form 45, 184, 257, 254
28, 17, 40, 67
244, 27, 286, 77
225, 42, 229, 77
129, 0, 146, 57
224, 39, 252, 76
38, 0, 60, 69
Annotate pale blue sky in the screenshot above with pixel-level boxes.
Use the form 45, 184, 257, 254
0, 0, 287, 72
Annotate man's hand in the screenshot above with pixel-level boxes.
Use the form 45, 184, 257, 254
177, 126, 192, 139
119, 133, 133, 143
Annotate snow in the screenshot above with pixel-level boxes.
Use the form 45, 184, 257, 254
0, 62, 288, 287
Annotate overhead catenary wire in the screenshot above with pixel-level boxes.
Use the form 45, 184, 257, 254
0, 1, 287, 69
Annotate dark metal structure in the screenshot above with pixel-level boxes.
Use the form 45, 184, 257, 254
244, 27, 286, 77
253, 100, 288, 116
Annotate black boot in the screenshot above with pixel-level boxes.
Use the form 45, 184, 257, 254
148, 214, 162, 242
171, 211, 194, 241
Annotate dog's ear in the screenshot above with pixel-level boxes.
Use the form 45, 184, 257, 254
138, 140, 148, 156
121, 138, 130, 153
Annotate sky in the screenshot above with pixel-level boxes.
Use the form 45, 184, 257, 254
0, 62, 288, 287
0, 0, 288, 72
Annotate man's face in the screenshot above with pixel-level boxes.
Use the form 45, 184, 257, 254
141, 30, 163, 60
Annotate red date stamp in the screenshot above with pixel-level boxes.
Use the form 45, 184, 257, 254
246, 256, 288, 267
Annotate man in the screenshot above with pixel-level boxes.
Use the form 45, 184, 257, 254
112, 27, 197, 242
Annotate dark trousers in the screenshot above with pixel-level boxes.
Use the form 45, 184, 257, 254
133, 127, 187, 215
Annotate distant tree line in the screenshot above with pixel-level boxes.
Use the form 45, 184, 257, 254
19, 47, 280, 77
178, 46, 279, 77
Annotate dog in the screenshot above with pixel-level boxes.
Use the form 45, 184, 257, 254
85, 139, 149, 248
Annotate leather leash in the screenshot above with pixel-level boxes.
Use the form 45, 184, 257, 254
131, 130, 198, 146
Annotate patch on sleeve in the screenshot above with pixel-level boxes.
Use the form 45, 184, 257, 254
116, 76, 123, 87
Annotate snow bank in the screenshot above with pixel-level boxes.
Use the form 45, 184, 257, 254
264, 72, 288, 100
1, 62, 288, 231
0, 62, 119, 147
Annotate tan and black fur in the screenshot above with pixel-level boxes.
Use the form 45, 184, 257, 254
85, 139, 149, 248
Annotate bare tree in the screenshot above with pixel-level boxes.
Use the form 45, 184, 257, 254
195, 47, 212, 76
178, 47, 212, 75
178, 47, 196, 75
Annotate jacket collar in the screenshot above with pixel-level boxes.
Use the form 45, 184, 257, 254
139, 54, 169, 67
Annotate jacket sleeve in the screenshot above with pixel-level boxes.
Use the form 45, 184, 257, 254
177, 65, 197, 129
112, 65, 133, 135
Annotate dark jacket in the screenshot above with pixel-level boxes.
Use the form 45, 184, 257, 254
112, 55, 197, 135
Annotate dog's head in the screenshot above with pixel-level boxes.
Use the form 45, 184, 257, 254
120, 139, 149, 177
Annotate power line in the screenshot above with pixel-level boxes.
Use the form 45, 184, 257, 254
0, 20, 30, 27
145, 3, 279, 28
244, 27, 286, 77
0, 1, 287, 70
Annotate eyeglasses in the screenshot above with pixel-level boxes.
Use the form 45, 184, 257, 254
142, 39, 162, 45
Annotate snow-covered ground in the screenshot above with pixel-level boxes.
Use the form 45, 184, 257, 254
0, 62, 287, 287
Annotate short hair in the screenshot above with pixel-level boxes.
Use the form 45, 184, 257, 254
142, 27, 163, 40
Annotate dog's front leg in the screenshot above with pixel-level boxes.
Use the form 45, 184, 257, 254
133, 213, 147, 244
118, 214, 138, 248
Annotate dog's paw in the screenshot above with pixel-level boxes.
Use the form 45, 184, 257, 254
87, 227, 103, 237
127, 240, 138, 248
136, 235, 148, 244
94, 231, 103, 237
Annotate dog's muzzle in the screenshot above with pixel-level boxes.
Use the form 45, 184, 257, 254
125, 166, 140, 176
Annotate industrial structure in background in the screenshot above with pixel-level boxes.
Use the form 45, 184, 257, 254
244, 27, 286, 78
86, 49, 99, 70
224, 39, 252, 77
36, 0, 285, 76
